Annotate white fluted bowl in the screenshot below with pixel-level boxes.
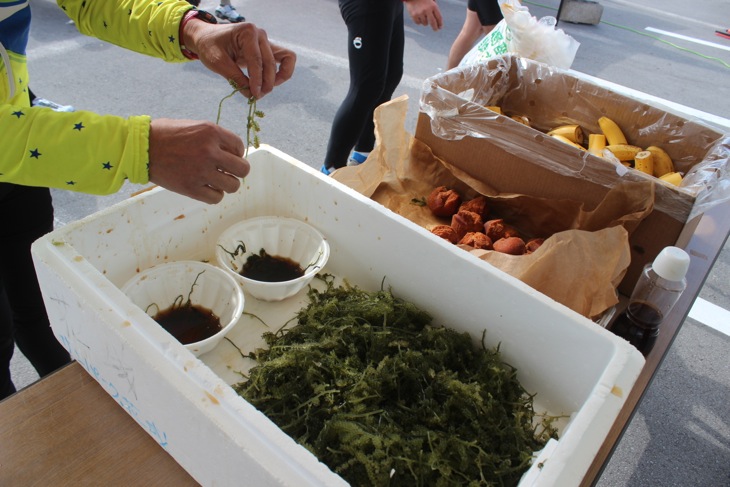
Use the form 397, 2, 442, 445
215, 216, 330, 302
121, 260, 245, 357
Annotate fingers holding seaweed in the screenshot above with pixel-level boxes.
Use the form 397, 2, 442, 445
148, 118, 249, 204
229, 26, 296, 98
189, 21, 295, 99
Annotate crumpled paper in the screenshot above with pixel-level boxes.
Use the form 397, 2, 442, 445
334, 95, 655, 320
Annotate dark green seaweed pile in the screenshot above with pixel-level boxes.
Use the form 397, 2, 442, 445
234, 277, 557, 486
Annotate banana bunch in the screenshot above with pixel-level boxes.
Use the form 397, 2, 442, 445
595, 117, 682, 185
490, 104, 683, 186
546, 116, 682, 186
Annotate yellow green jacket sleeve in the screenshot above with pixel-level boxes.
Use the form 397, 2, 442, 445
0, 0, 193, 194
59, 0, 190, 63
1, 105, 151, 194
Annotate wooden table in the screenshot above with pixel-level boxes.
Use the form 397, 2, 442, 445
0, 361, 198, 486
582, 200, 730, 486
2, 202, 728, 486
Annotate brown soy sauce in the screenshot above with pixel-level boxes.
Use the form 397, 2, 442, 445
153, 304, 222, 345
610, 301, 663, 356
242, 248, 304, 282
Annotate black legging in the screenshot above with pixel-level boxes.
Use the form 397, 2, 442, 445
324, 0, 405, 170
0, 184, 71, 399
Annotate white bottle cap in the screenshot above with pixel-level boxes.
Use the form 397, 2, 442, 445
652, 246, 690, 282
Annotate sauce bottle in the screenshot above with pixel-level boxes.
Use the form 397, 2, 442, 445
610, 246, 690, 356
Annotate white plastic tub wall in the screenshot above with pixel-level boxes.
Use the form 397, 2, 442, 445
31, 146, 645, 487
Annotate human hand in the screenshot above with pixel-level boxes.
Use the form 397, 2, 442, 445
405, 0, 444, 31
182, 20, 296, 99
147, 118, 250, 204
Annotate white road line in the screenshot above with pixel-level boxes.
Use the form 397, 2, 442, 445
688, 297, 730, 337
272, 38, 429, 91
603, 0, 721, 30
645, 27, 730, 53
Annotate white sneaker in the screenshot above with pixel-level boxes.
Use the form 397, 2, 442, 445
32, 98, 75, 112
215, 4, 245, 23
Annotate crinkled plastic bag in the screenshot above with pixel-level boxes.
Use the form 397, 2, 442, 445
459, 0, 580, 69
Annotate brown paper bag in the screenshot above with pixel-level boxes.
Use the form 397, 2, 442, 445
334, 96, 654, 319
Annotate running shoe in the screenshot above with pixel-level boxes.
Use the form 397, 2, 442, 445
215, 4, 245, 23
346, 151, 368, 167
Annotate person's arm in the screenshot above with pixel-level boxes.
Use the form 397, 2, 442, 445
179, 12, 296, 99
0, 104, 152, 195
1, 0, 294, 203
447, 8, 484, 69
60, 0, 296, 98
0, 103, 249, 204
60, 0, 192, 62
403, 0, 443, 32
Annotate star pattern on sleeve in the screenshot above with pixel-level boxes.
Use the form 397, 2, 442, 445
73, 122, 85, 131
102, 162, 113, 170
66, 181, 76, 186
168, 34, 175, 44
11, 110, 24, 118
29, 148, 42, 159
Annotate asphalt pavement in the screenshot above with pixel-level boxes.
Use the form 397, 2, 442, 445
11, 0, 730, 485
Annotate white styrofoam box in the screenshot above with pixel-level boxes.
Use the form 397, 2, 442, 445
31, 145, 645, 487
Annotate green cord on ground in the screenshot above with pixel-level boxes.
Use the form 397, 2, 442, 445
523, 1, 730, 69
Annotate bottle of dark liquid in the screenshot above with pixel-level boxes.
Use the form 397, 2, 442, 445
611, 246, 689, 356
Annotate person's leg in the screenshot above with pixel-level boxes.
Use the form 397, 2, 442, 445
0, 185, 71, 384
0, 283, 16, 400
474, 0, 503, 36
354, 3, 404, 155
324, 0, 402, 170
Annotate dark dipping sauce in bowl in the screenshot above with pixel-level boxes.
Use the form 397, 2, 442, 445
154, 304, 222, 344
242, 248, 305, 282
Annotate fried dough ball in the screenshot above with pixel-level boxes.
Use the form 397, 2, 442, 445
451, 210, 484, 239
483, 218, 520, 241
493, 236, 526, 255
431, 225, 459, 244
458, 195, 489, 220
525, 238, 545, 254
427, 186, 462, 217
458, 232, 493, 250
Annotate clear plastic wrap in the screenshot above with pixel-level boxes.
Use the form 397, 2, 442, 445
460, 0, 580, 69
420, 55, 730, 221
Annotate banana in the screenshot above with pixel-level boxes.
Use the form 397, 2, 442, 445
634, 151, 654, 175
551, 133, 587, 151
598, 116, 628, 145
547, 124, 584, 145
588, 133, 606, 157
646, 146, 674, 177
659, 171, 683, 186
606, 144, 642, 161
511, 115, 531, 127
